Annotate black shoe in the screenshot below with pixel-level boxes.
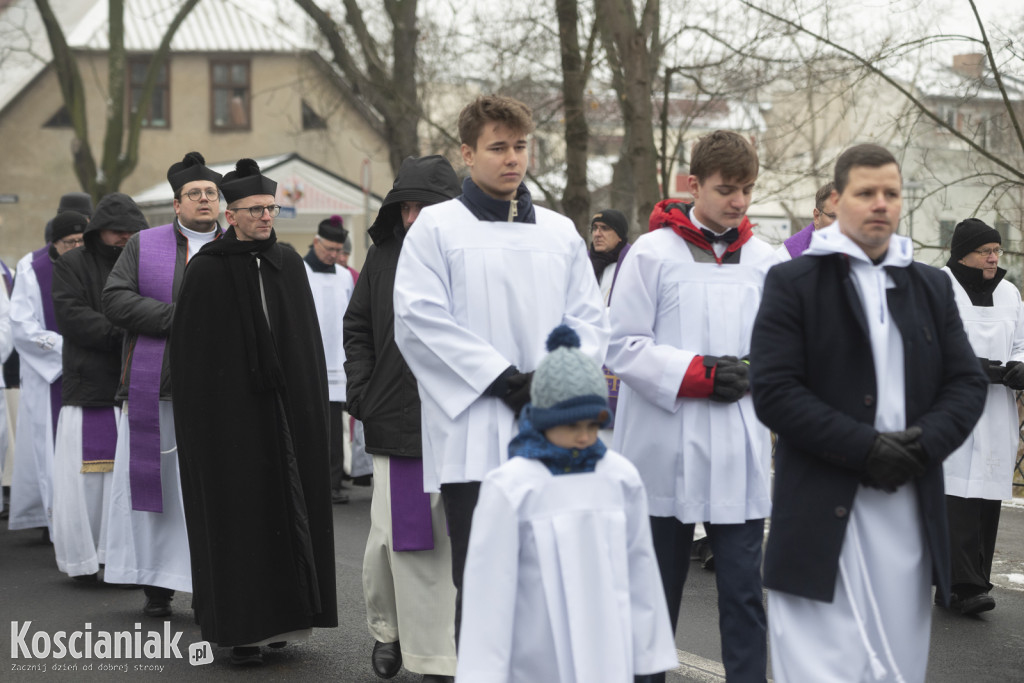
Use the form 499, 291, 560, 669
230, 646, 263, 666
954, 592, 995, 615
71, 572, 99, 583
267, 641, 287, 649
332, 489, 350, 504
372, 640, 402, 678
422, 676, 454, 683
353, 474, 373, 487
143, 595, 172, 618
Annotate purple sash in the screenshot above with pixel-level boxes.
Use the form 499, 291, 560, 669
389, 457, 434, 551
1, 259, 13, 295
784, 224, 815, 259
81, 407, 118, 473
30, 246, 62, 440
128, 224, 176, 512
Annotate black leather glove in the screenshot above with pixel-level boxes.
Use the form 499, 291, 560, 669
485, 366, 518, 398
1003, 361, 1024, 390
502, 372, 534, 417
979, 357, 1007, 384
707, 355, 749, 403
863, 426, 926, 492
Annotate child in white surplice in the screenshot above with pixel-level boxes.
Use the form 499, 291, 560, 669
456, 326, 676, 683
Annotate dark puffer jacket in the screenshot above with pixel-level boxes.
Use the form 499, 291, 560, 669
53, 193, 147, 406
343, 155, 460, 457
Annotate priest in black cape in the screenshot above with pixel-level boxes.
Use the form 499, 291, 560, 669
170, 158, 337, 665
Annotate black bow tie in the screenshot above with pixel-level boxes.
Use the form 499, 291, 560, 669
700, 227, 739, 244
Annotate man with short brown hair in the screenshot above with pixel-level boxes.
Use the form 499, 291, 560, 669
751, 143, 986, 682
394, 96, 608, 642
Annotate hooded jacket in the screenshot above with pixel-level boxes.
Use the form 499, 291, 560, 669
343, 155, 460, 457
53, 193, 147, 406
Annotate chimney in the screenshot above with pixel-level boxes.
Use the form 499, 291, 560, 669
952, 53, 985, 79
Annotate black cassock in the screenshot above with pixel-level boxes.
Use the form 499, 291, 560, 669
170, 227, 337, 646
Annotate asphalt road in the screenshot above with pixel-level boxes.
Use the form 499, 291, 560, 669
3, 486, 1023, 682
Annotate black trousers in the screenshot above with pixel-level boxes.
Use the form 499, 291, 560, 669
328, 402, 346, 491
946, 494, 1001, 595
636, 516, 767, 683
440, 480, 481, 649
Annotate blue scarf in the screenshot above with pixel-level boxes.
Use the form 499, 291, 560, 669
458, 178, 537, 224
509, 406, 606, 475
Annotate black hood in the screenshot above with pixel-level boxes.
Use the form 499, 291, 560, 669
368, 155, 460, 245
86, 192, 149, 239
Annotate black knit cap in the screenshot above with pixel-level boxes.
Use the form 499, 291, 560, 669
591, 208, 628, 241
167, 151, 222, 194
317, 215, 348, 243
949, 218, 1001, 263
50, 211, 88, 243
57, 192, 93, 218
219, 158, 278, 204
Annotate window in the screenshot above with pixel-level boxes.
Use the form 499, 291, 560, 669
127, 57, 169, 128
211, 60, 250, 130
301, 100, 327, 130
996, 221, 1011, 243
939, 220, 956, 247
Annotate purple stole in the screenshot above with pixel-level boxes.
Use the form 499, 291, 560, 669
1, 260, 13, 295
389, 457, 434, 551
128, 224, 177, 512
784, 224, 815, 259
30, 246, 62, 440
80, 407, 118, 473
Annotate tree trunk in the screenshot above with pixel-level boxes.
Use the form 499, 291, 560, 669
556, 0, 592, 237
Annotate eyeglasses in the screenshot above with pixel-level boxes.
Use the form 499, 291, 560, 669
231, 204, 281, 219
591, 224, 613, 232
819, 211, 837, 220
57, 236, 84, 248
184, 188, 220, 202
973, 247, 1003, 257
319, 245, 346, 255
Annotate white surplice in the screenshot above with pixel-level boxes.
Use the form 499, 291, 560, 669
8, 252, 62, 531
51, 405, 118, 577
942, 267, 1024, 500
304, 262, 355, 403
606, 228, 775, 523
393, 200, 609, 492
769, 226, 932, 683
103, 401, 192, 591
456, 451, 678, 683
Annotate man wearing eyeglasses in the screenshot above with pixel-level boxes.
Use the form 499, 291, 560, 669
170, 158, 337, 666
940, 218, 1024, 616
304, 215, 356, 505
102, 151, 222, 619
8, 210, 86, 538
776, 181, 837, 261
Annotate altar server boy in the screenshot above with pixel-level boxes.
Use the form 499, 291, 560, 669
456, 325, 677, 683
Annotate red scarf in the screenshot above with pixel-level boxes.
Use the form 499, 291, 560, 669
649, 200, 754, 265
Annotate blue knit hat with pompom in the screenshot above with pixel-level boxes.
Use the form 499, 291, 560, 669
529, 325, 611, 431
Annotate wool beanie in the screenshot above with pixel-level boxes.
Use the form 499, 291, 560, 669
318, 215, 348, 243
949, 218, 1000, 263
529, 325, 610, 432
57, 192, 93, 218
50, 211, 88, 242
591, 208, 629, 242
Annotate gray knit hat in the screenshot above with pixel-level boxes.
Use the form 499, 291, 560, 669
529, 325, 610, 431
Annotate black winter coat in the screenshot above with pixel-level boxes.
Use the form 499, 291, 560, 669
53, 195, 146, 405
750, 253, 987, 605
344, 222, 421, 457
